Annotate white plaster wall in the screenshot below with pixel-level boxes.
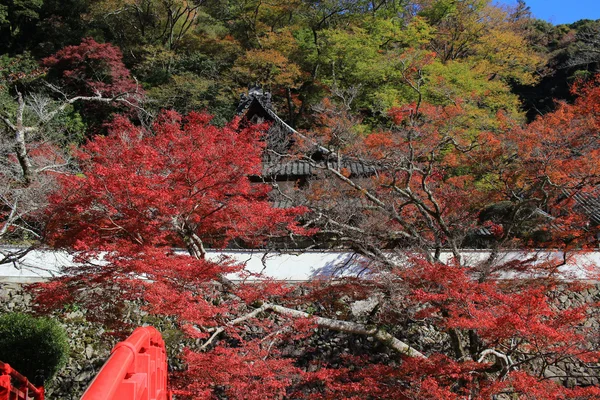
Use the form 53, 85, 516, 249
1, 246, 599, 283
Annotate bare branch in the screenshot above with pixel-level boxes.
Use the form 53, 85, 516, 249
264, 303, 426, 358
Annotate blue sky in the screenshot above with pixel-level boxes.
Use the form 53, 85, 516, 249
501, 0, 600, 25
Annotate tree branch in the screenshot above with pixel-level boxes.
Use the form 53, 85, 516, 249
263, 303, 426, 358
199, 302, 425, 358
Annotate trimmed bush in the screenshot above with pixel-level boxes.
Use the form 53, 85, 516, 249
0, 312, 69, 386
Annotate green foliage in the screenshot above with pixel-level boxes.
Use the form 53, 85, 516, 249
0, 0, 91, 55
0, 312, 70, 386
423, 60, 523, 123
0, 52, 42, 87
0, 53, 87, 145
133, 45, 178, 86
0, 0, 43, 34
148, 72, 235, 124
417, 0, 459, 24
46, 106, 87, 146
513, 18, 600, 119
0, 5, 7, 25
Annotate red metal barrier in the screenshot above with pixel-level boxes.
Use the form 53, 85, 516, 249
0, 361, 44, 400
81, 326, 171, 400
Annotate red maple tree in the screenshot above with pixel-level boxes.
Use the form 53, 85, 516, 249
42, 37, 144, 133
41, 109, 305, 302
37, 110, 317, 398
43, 37, 139, 98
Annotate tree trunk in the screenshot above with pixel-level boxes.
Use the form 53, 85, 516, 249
14, 92, 34, 186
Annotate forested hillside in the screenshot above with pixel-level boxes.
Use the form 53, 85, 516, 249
2, 0, 599, 130
2, 1, 600, 399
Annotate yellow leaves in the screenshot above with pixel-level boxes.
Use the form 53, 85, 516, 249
361, 15, 434, 49
195, 34, 243, 62
401, 16, 436, 47
232, 49, 302, 89
248, 0, 302, 34
421, 0, 545, 83
88, 0, 126, 15
132, 45, 177, 76
422, 59, 525, 129
471, 28, 546, 85
261, 30, 298, 59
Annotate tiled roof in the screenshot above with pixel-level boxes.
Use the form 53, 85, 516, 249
272, 196, 371, 210
236, 90, 376, 178
263, 160, 312, 176
237, 88, 297, 135
262, 159, 376, 178
474, 227, 493, 237
272, 199, 294, 209
572, 188, 600, 225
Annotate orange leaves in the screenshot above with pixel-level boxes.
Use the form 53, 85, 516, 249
309, 99, 361, 152
233, 48, 302, 89
499, 74, 600, 244
363, 132, 393, 156
387, 105, 414, 125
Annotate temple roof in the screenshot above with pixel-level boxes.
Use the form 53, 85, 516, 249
236, 86, 296, 136
238, 87, 375, 179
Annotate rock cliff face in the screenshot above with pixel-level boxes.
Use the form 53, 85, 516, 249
1, 282, 599, 397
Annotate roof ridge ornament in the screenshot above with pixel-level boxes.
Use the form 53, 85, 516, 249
237, 85, 273, 114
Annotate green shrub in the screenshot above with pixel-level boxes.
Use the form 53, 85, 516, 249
0, 312, 69, 386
